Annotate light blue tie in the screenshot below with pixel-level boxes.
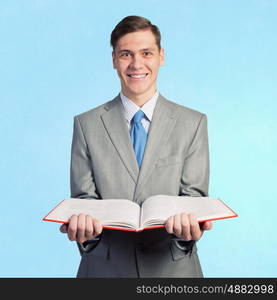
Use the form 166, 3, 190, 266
130, 110, 148, 168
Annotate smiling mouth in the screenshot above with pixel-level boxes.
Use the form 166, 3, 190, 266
127, 73, 149, 78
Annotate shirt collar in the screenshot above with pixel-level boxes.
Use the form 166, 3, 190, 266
120, 90, 159, 124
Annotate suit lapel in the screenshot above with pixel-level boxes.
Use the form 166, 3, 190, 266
134, 95, 179, 201
101, 95, 139, 183
100, 94, 179, 200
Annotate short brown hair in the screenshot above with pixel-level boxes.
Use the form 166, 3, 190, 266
110, 15, 161, 50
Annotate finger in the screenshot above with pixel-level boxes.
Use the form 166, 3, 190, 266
173, 214, 182, 238
180, 213, 191, 241
85, 216, 94, 240
188, 214, 202, 241
165, 216, 174, 234
77, 214, 86, 243
68, 215, 78, 241
60, 223, 68, 233
92, 218, 103, 236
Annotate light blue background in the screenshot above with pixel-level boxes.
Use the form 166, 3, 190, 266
0, 0, 276, 277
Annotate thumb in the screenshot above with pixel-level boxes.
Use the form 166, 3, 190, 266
200, 221, 212, 231
60, 223, 68, 233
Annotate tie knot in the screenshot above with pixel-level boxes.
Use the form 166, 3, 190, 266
132, 110, 145, 124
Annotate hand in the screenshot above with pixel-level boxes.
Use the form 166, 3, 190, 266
59, 214, 103, 244
165, 213, 212, 241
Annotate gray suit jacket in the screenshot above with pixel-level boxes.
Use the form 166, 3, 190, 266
70, 94, 209, 277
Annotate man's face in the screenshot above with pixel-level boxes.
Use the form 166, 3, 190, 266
112, 29, 164, 101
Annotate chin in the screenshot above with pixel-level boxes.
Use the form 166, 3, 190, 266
128, 84, 151, 93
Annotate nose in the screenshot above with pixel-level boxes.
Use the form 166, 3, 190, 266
129, 54, 143, 70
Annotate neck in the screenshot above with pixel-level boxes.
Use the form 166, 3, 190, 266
122, 89, 157, 107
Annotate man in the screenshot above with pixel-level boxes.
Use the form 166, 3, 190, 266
60, 15, 212, 277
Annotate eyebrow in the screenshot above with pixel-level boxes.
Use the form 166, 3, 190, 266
141, 48, 156, 51
117, 48, 156, 54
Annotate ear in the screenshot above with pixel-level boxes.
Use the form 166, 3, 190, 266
159, 48, 165, 66
112, 51, 116, 69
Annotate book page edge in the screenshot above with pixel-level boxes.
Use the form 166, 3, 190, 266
42, 199, 68, 221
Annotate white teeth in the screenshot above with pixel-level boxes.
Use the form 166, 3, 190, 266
129, 74, 147, 78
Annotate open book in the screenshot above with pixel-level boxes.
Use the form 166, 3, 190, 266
43, 195, 237, 232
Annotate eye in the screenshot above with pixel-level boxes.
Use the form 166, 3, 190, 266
120, 52, 131, 57
143, 51, 153, 56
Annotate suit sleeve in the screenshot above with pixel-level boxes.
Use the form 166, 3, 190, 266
70, 116, 101, 254
179, 114, 210, 197
175, 114, 210, 251
70, 116, 100, 199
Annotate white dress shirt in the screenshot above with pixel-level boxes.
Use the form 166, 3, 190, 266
120, 91, 159, 133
